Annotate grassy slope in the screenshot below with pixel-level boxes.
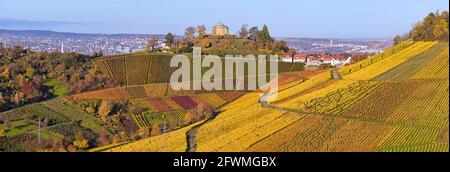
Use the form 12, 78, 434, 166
44, 79, 70, 97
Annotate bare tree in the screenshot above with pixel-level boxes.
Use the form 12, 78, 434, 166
147, 36, 159, 52
239, 24, 249, 38
185, 26, 197, 40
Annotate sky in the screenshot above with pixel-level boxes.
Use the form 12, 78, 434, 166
0, 0, 448, 38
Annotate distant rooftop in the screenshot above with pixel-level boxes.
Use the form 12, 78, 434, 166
213, 22, 227, 28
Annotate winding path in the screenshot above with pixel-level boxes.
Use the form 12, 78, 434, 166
331, 69, 343, 80
185, 111, 220, 152
185, 69, 350, 152
184, 68, 438, 152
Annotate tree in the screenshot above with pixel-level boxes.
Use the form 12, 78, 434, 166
1, 67, 10, 79
422, 12, 437, 40
3, 119, 12, 129
147, 36, 159, 52
272, 41, 289, 53
434, 19, 449, 41
73, 139, 89, 150
98, 101, 112, 122
183, 112, 195, 125
239, 24, 249, 38
261, 25, 272, 47
138, 127, 150, 138
440, 11, 449, 23
43, 117, 49, 131
25, 66, 35, 79
249, 27, 259, 40
0, 94, 6, 108
393, 35, 403, 45
185, 26, 197, 40
111, 134, 121, 144
164, 32, 175, 48
73, 131, 89, 150
151, 125, 161, 136
197, 25, 207, 38
96, 129, 110, 146
0, 129, 5, 137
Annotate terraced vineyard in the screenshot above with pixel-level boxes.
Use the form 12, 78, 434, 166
75, 41, 449, 152
92, 53, 306, 86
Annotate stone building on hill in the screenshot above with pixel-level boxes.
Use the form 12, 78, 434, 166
212, 22, 229, 36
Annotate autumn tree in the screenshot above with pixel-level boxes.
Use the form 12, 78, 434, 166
73, 139, 89, 150
98, 101, 113, 122
197, 25, 207, 38
151, 124, 161, 136
272, 40, 290, 53
183, 112, 195, 125
111, 134, 121, 144
393, 35, 403, 45
73, 131, 89, 150
0, 129, 5, 137
138, 127, 150, 138
185, 26, 197, 40
239, 24, 249, 38
96, 129, 110, 146
434, 19, 449, 41
410, 11, 449, 41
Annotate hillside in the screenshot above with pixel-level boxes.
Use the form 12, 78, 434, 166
92, 53, 305, 86
1, 40, 448, 152
103, 41, 449, 152
192, 36, 259, 56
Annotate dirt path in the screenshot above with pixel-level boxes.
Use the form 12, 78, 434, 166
185, 111, 220, 152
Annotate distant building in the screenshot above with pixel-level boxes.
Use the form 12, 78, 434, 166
281, 52, 352, 67
293, 54, 307, 63
212, 22, 229, 36
280, 52, 295, 62
307, 57, 322, 66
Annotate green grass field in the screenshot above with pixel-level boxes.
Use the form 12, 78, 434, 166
44, 79, 70, 97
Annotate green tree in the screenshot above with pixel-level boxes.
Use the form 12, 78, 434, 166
164, 32, 175, 48
262, 25, 272, 46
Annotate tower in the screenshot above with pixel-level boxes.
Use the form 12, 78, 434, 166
61, 41, 64, 53
212, 22, 229, 36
